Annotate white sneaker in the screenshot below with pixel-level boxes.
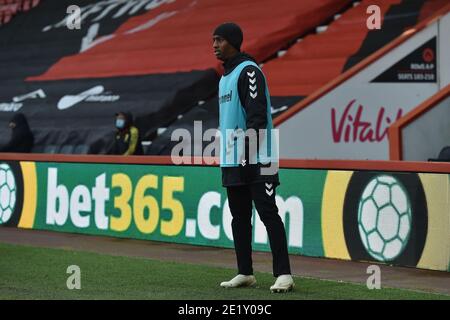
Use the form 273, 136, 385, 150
220, 274, 256, 288
270, 274, 294, 293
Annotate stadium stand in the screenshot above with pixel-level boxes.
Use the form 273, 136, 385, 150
147, 0, 448, 155
0, 0, 353, 154
0, 0, 447, 157
264, 0, 449, 96
0, 0, 40, 26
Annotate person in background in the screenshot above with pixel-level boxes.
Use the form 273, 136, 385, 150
0, 113, 34, 153
107, 111, 143, 155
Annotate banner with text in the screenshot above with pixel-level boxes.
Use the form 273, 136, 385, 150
0, 160, 448, 271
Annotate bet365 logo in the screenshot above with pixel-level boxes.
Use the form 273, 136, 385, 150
45, 168, 185, 236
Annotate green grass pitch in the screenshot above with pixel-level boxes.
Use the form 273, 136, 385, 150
0, 243, 448, 300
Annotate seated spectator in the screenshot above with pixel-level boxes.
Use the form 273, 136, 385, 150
107, 112, 143, 155
0, 113, 34, 153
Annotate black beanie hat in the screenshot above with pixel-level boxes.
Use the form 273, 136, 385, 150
213, 22, 243, 51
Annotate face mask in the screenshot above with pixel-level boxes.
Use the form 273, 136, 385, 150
116, 119, 125, 129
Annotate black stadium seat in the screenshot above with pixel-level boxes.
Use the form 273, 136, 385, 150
428, 146, 450, 162
43, 145, 59, 154
73, 145, 90, 155
59, 145, 75, 154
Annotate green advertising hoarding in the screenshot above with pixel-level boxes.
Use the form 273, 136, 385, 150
0, 160, 448, 271
33, 162, 326, 257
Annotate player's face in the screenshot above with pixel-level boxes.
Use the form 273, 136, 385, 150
213, 35, 235, 61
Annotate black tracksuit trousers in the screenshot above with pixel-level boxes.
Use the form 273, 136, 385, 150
226, 182, 291, 277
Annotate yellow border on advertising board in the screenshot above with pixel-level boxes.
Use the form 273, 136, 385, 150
18, 161, 37, 229
321, 170, 353, 260
417, 173, 450, 271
